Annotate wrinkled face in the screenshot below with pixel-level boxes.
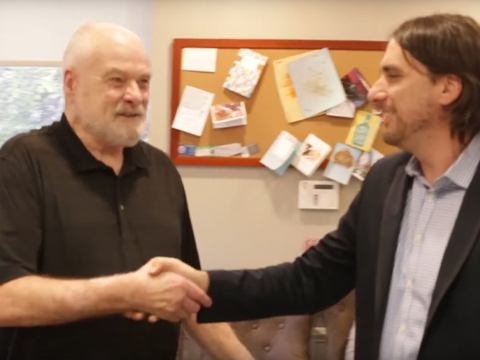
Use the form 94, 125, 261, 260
69, 36, 151, 148
368, 40, 443, 150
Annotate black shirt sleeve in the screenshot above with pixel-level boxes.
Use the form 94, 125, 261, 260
180, 194, 201, 270
0, 138, 43, 284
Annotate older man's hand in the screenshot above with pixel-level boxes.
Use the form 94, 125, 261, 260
124, 259, 211, 323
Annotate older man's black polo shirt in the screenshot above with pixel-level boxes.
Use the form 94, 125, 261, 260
0, 115, 200, 359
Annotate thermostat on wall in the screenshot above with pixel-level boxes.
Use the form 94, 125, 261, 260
298, 180, 339, 210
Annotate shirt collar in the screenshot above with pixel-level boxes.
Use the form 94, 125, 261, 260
405, 132, 480, 190
55, 113, 149, 173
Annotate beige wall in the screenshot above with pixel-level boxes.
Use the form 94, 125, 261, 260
150, 0, 479, 269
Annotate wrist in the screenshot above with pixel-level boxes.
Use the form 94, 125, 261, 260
86, 272, 137, 313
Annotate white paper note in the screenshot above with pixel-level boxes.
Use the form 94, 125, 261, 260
172, 86, 215, 136
181, 48, 218, 73
326, 99, 356, 118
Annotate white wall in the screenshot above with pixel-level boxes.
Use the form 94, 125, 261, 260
1, 0, 479, 270
0, 0, 153, 60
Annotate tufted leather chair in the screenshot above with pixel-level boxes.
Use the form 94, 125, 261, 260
176, 291, 355, 360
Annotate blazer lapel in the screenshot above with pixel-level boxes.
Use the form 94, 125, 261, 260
426, 164, 480, 327
374, 166, 412, 336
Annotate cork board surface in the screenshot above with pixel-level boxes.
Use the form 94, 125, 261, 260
170, 39, 398, 166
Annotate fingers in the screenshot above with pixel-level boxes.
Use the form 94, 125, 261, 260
147, 314, 159, 323
126, 271, 211, 324
124, 311, 146, 321
147, 258, 164, 276
127, 288, 202, 324
182, 296, 201, 314
129, 298, 201, 324
145, 257, 196, 283
182, 277, 212, 308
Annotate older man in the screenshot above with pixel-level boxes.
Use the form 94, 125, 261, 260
0, 23, 251, 360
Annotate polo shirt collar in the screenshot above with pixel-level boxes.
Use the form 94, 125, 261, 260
56, 113, 149, 173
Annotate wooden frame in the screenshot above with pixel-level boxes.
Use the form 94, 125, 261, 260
170, 39, 390, 167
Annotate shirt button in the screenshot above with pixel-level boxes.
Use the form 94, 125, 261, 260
120, 204, 125, 211
405, 279, 413, 289
263, 345, 271, 352
399, 324, 406, 333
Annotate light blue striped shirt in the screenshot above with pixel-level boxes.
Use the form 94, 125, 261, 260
379, 133, 480, 360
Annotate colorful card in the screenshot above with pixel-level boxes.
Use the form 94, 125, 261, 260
210, 101, 247, 129
345, 110, 381, 152
287, 48, 346, 118
326, 68, 370, 118
323, 143, 361, 185
223, 49, 268, 98
291, 134, 332, 177
352, 149, 384, 181
178, 144, 196, 156
260, 131, 300, 176
341, 68, 370, 108
273, 51, 318, 123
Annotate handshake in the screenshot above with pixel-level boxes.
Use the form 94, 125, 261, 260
123, 257, 211, 323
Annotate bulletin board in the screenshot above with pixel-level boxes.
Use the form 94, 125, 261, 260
170, 39, 398, 167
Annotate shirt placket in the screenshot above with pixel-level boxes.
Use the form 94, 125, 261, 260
396, 185, 436, 358
115, 175, 142, 270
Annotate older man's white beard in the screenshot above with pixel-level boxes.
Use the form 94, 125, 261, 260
84, 115, 146, 148
101, 104, 147, 147
110, 119, 146, 147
